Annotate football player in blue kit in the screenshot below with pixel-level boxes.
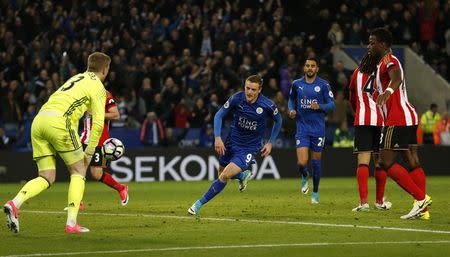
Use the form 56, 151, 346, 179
188, 75, 282, 215
288, 57, 336, 204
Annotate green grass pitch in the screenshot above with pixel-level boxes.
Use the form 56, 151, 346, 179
1, 177, 449, 257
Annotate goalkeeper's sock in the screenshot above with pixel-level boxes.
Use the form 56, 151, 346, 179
298, 164, 308, 178
387, 163, 425, 200
312, 160, 321, 193
100, 171, 125, 191
375, 167, 387, 204
356, 164, 369, 204
199, 179, 227, 205
67, 174, 86, 227
12, 176, 50, 208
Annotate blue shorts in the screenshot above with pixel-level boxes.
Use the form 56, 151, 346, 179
295, 134, 325, 152
219, 145, 256, 171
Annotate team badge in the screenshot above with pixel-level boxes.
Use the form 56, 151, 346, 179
273, 108, 278, 115
314, 86, 321, 92
329, 91, 334, 98
224, 101, 230, 109
296, 139, 300, 145
256, 107, 263, 114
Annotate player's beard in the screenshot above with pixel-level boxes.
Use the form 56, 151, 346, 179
305, 71, 315, 79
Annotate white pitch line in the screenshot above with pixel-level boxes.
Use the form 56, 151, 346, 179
22, 210, 450, 235
2, 240, 450, 257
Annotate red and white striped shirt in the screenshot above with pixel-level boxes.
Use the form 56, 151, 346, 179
80, 91, 116, 146
349, 68, 384, 126
375, 53, 418, 126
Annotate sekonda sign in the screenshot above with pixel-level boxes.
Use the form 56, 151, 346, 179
110, 154, 281, 182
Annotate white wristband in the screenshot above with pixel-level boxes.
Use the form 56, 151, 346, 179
385, 87, 394, 94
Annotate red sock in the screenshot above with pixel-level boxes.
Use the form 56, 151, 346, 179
357, 164, 369, 204
375, 168, 387, 204
409, 166, 426, 194
101, 172, 124, 192
387, 163, 425, 200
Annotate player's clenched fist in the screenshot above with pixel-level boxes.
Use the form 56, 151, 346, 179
289, 110, 297, 119
214, 137, 226, 156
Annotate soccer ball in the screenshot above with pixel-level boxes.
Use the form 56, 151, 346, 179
102, 138, 125, 161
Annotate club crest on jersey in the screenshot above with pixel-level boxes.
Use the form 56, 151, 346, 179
224, 101, 230, 109
314, 86, 321, 92
256, 107, 263, 114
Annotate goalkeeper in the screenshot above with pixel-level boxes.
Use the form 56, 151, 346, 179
3, 52, 110, 234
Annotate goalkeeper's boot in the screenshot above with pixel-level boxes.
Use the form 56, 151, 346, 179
301, 174, 309, 194
375, 199, 392, 210
311, 192, 319, 204
65, 224, 90, 233
352, 203, 370, 212
239, 170, 253, 192
119, 185, 129, 206
400, 195, 432, 219
188, 200, 203, 215
4, 201, 19, 233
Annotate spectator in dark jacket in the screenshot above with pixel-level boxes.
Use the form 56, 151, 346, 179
140, 112, 165, 146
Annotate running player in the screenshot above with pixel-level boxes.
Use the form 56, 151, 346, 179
79, 91, 128, 206
349, 52, 391, 212
368, 27, 431, 219
288, 57, 335, 204
188, 75, 282, 215
4, 52, 110, 233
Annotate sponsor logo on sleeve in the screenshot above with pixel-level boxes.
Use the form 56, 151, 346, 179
224, 101, 230, 109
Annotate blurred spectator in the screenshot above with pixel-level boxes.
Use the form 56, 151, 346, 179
15, 104, 37, 149
0, 126, 14, 149
174, 101, 192, 128
332, 121, 354, 147
420, 103, 441, 144
2, 91, 22, 126
434, 111, 450, 145
190, 98, 208, 128
329, 90, 354, 127
140, 112, 165, 146
199, 123, 214, 148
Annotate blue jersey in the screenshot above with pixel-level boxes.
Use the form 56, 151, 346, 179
220, 92, 280, 151
288, 76, 335, 137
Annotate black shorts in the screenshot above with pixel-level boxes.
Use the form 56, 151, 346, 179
82, 144, 108, 167
354, 126, 382, 153
380, 125, 418, 150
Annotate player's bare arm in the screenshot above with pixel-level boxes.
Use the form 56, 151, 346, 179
377, 66, 401, 106
105, 106, 120, 121
311, 102, 320, 110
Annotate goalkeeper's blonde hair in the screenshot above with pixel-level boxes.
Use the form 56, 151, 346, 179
87, 52, 111, 72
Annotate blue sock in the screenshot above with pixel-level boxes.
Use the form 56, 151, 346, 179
298, 165, 308, 178
199, 179, 227, 205
231, 172, 244, 180
312, 160, 321, 193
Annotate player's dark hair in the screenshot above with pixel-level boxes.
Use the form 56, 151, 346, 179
246, 74, 263, 86
370, 27, 392, 47
87, 52, 111, 72
358, 52, 378, 74
305, 57, 319, 67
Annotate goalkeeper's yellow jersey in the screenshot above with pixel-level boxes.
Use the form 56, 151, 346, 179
40, 71, 106, 153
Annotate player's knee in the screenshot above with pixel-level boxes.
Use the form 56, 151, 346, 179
297, 159, 308, 167
90, 168, 103, 181
218, 172, 229, 182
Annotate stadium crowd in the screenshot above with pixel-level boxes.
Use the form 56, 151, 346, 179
0, 0, 449, 150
